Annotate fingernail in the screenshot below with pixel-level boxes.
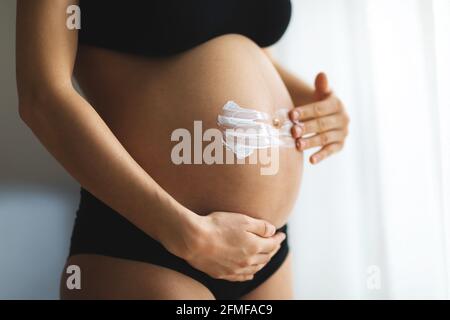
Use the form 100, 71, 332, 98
312, 155, 321, 164
293, 126, 302, 138
291, 110, 300, 121
267, 224, 276, 236
300, 140, 306, 150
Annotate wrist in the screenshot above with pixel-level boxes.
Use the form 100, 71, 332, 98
156, 204, 205, 260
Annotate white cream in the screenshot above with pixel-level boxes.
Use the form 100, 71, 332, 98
217, 101, 295, 159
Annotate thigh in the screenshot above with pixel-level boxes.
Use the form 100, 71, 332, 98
240, 253, 294, 300
60, 254, 215, 300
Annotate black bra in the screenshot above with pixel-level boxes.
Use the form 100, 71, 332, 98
78, 0, 292, 57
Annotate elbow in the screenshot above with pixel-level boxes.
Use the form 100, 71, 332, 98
16, 82, 45, 125
18, 101, 34, 125
17, 93, 50, 129
17, 84, 72, 126
16, 79, 46, 125
17, 95, 44, 128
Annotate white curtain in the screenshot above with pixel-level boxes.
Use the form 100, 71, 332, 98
274, 0, 450, 299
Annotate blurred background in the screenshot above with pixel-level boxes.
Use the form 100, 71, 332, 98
1, 0, 449, 299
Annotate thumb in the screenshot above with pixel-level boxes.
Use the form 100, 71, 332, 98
246, 218, 276, 238
314, 72, 331, 100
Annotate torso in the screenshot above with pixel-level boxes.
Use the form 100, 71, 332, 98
74, 2, 302, 228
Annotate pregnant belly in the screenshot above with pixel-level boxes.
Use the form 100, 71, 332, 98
74, 34, 303, 227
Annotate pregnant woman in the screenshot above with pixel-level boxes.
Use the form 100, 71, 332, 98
16, 0, 349, 299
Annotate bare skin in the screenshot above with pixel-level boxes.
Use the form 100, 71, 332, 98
61, 255, 216, 300
60, 253, 293, 300
17, 0, 349, 300
241, 254, 294, 300
61, 33, 300, 299
73, 35, 303, 226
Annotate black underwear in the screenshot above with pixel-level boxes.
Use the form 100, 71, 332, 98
69, 188, 290, 299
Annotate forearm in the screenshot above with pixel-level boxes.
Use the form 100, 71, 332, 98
19, 87, 198, 249
264, 50, 316, 105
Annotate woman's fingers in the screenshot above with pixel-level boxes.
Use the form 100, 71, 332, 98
251, 247, 280, 265
236, 263, 267, 276
302, 113, 349, 135
291, 124, 304, 139
257, 232, 286, 253
296, 130, 347, 151
314, 72, 331, 98
290, 114, 345, 139
244, 217, 276, 238
310, 143, 344, 164
224, 274, 255, 282
290, 95, 342, 122
229, 245, 282, 280
287, 74, 349, 163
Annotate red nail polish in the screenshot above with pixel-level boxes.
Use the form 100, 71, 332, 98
294, 127, 301, 138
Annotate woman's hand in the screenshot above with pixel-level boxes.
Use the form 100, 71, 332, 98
289, 73, 350, 164
174, 211, 286, 282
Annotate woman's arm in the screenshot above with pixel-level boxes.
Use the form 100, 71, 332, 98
264, 49, 316, 105
16, 0, 194, 250
16, 0, 284, 282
